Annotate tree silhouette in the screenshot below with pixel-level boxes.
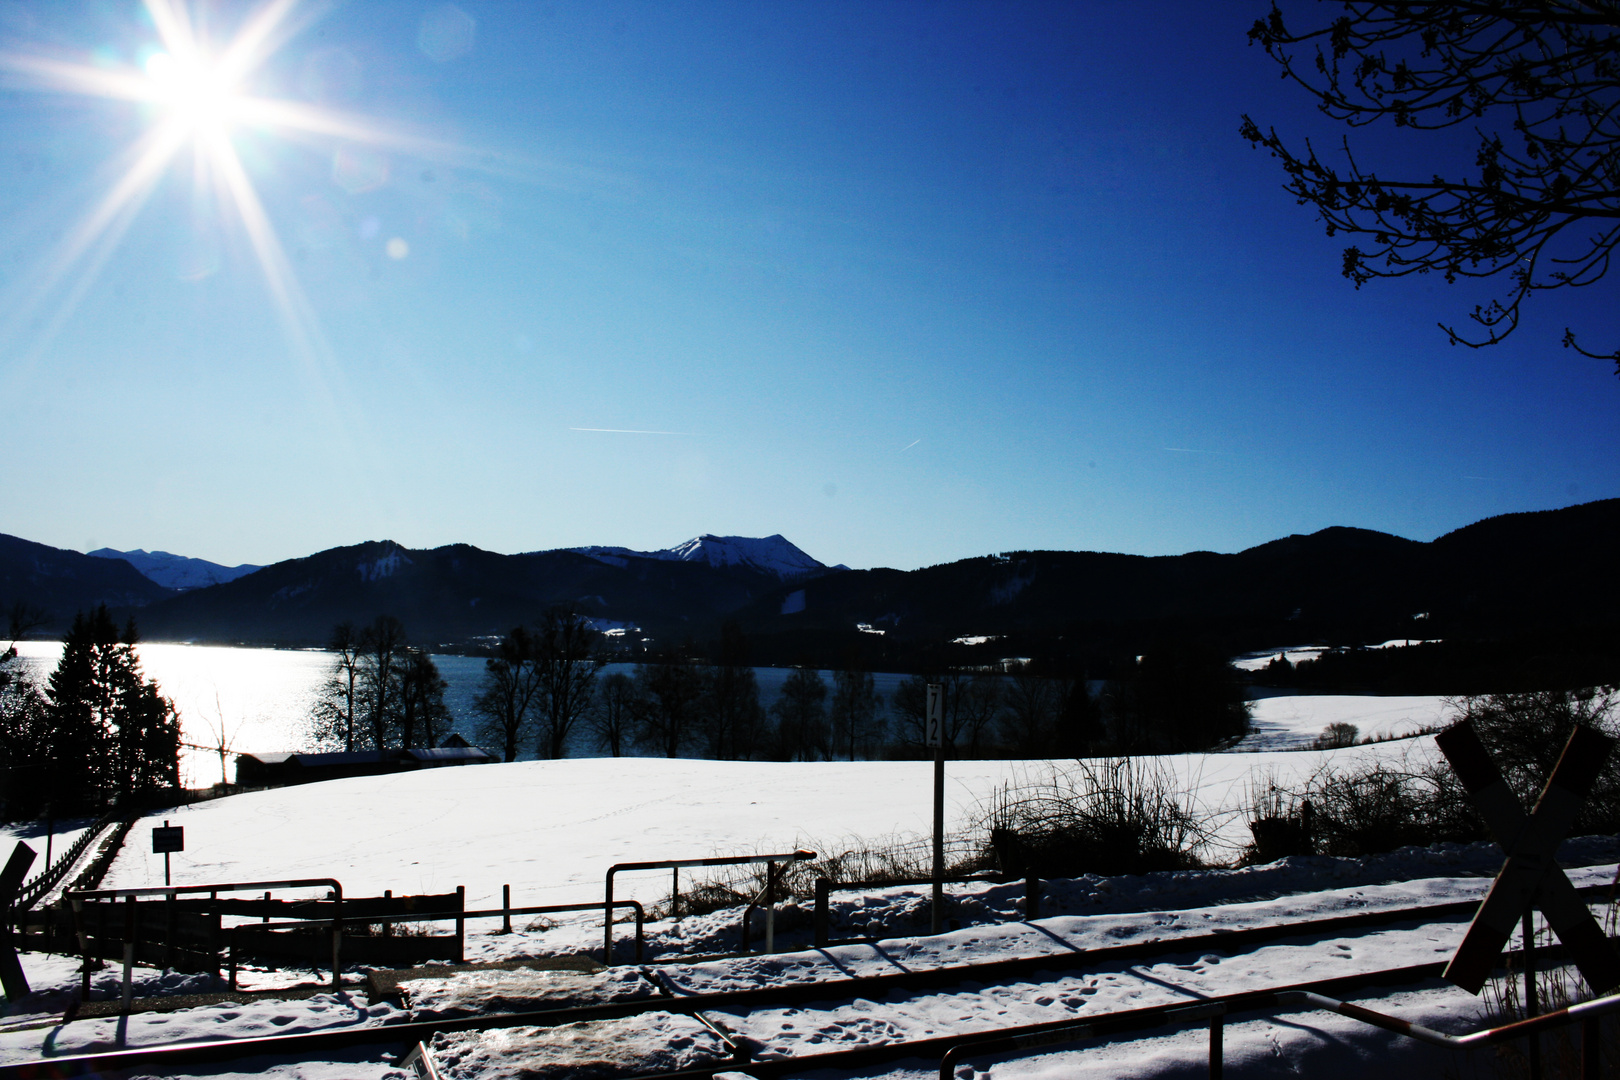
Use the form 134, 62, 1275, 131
1242, 2, 1620, 369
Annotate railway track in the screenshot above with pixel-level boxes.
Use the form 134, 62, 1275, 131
4, 881, 1610, 1079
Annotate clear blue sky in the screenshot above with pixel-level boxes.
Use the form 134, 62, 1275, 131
0, 1, 1615, 571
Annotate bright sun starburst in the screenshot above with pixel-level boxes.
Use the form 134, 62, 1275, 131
0, 0, 459, 379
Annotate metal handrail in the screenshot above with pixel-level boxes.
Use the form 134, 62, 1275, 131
812, 873, 1024, 947
604, 850, 814, 964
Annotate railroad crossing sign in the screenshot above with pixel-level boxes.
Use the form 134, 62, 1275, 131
1436, 720, 1620, 995
0, 841, 36, 1000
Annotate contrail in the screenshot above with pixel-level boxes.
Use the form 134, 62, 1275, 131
1163, 446, 1226, 454
570, 427, 695, 436
899, 439, 920, 453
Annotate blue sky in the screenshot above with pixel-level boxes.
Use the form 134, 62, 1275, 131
0, 1, 1614, 571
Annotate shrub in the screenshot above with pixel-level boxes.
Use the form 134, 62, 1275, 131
982, 758, 1212, 877
1311, 722, 1360, 749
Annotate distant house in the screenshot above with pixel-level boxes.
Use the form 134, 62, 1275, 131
235, 738, 497, 788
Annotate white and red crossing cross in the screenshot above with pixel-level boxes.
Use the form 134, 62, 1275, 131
1436, 720, 1620, 996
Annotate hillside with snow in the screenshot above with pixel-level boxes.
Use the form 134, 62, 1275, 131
88, 547, 262, 591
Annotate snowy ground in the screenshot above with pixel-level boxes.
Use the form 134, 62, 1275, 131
3, 704, 1609, 1079
5, 843, 1616, 1078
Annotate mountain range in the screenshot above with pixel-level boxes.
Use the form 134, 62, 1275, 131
2, 501, 1616, 669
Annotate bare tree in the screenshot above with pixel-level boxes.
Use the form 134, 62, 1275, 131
533, 608, 604, 759
588, 671, 637, 757
397, 647, 449, 749
771, 667, 829, 761
473, 626, 541, 762
311, 621, 363, 751
830, 668, 881, 761
1000, 670, 1059, 756
634, 660, 706, 758
1242, 2, 1620, 367
357, 615, 407, 749
701, 622, 765, 759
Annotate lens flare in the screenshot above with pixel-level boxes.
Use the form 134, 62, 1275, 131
0, 0, 468, 392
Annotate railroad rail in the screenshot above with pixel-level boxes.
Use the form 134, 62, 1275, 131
3, 884, 1609, 1078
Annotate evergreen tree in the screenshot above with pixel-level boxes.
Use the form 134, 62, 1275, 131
42, 607, 179, 811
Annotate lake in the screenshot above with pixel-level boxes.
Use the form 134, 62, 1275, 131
9, 642, 910, 786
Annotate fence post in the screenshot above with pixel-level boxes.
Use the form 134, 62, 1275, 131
502, 885, 511, 935
1026, 876, 1040, 921
814, 878, 830, 948
1209, 1014, 1223, 1079
456, 886, 465, 963
383, 891, 392, 939
120, 895, 134, 1013
765, 861, 777, 954
73, 897, 89, 999
672, 866, 680, 920
1582, 1015, 1599, 1080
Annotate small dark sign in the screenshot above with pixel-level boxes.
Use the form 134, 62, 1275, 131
152, 826, 183, 854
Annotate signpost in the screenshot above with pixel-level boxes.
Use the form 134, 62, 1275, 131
1436, 721, 1620, 997
927, 682, 944, 934
152, 822, 183, 888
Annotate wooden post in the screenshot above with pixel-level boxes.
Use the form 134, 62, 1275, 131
502, 885, 511, 935
672, 867, 679, 920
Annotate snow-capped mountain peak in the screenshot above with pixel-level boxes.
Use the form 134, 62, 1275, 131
88, 548, 262, 591
565, 534, 834, 581
663, 533, 825, 577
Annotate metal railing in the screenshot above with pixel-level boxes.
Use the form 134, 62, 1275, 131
604, 850, 815, 964
938, 981, 1620, 1080
812, 873, 1032, 947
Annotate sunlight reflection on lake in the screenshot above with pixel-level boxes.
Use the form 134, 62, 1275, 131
10, 643, 908, 788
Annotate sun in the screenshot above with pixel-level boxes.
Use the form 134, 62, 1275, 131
0, 0, 458, 378
143, 49, 241, 134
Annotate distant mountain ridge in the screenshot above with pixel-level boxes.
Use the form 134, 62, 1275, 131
88, 548, 262, 591
0, 502, 1614, 662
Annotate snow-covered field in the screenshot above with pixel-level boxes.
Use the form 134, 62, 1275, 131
80, 742, 1446, 910
1235, 695, 1451, 751
4, 692, 1609, 1079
